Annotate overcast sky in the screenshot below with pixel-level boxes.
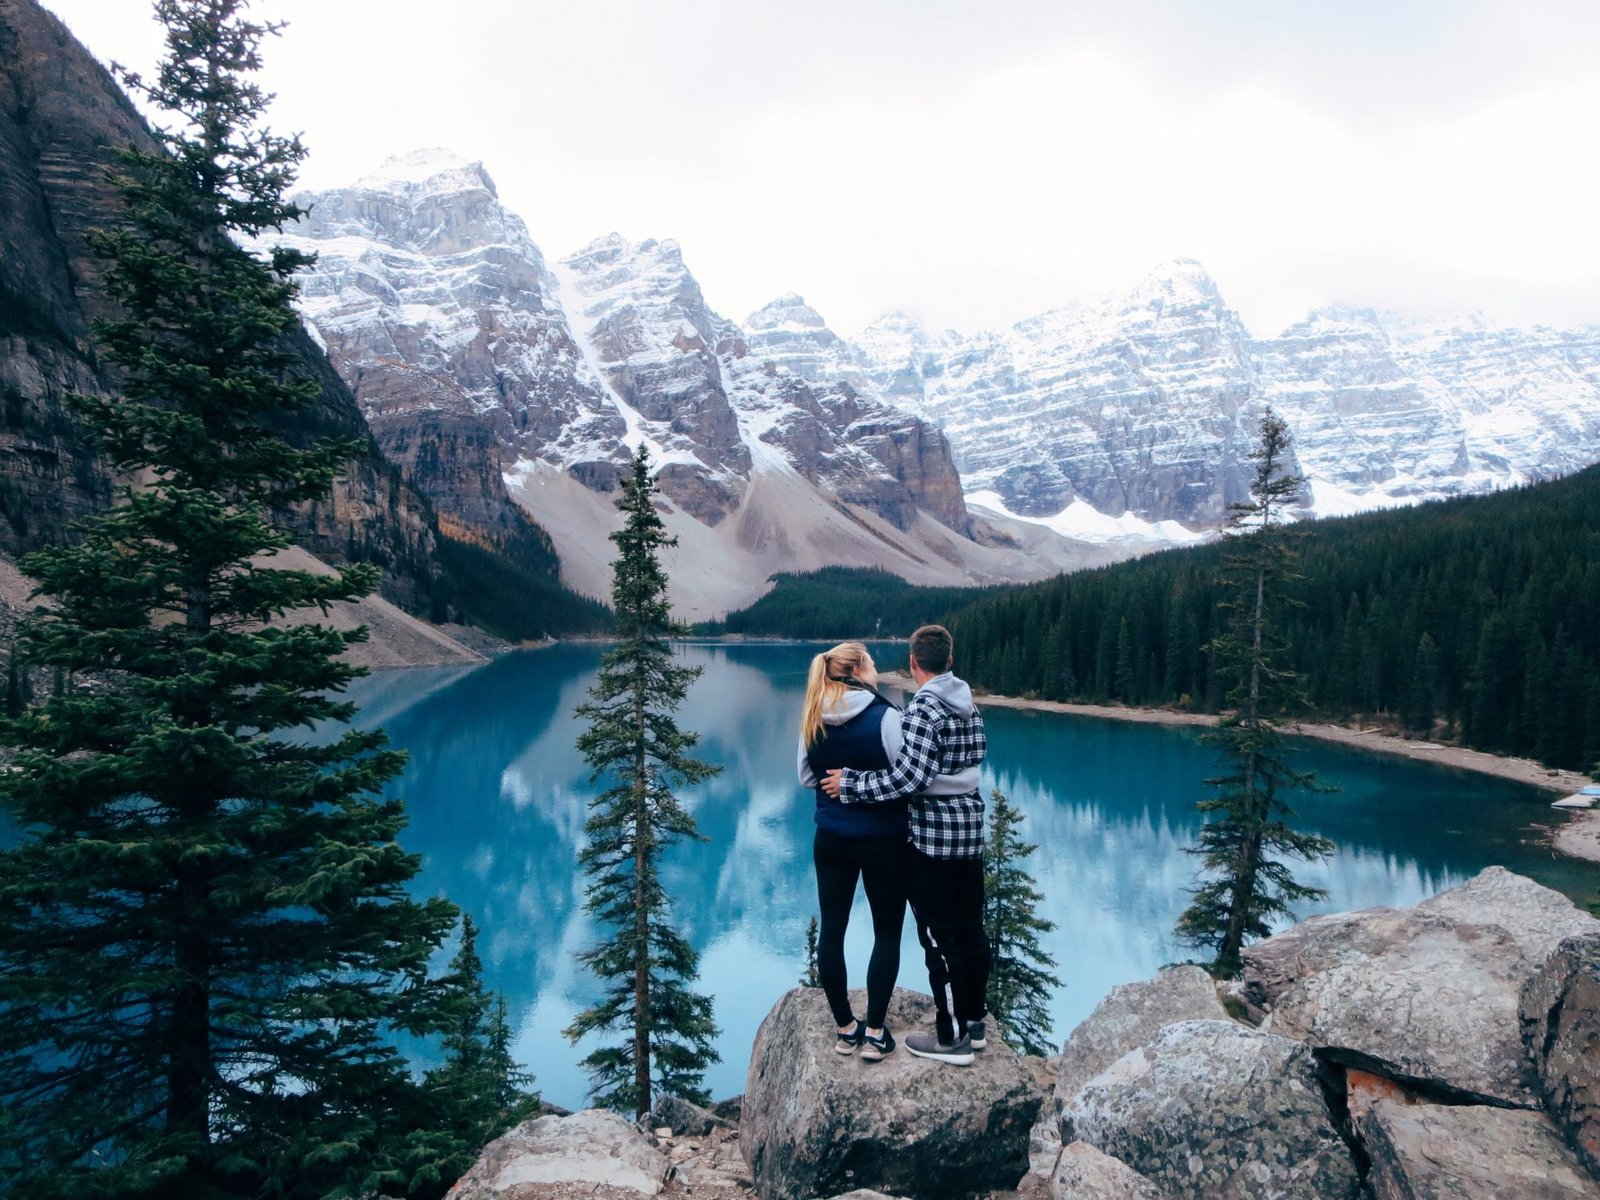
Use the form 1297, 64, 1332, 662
39, 0, 1600, 338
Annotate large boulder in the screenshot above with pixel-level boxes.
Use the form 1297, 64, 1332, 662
445, 1108, 670, 1198
741, 987, 1048, 1200
1028, 966, 1229, 1182
1053, 966, 1230, 1132
1521, 932, 1600, 1179
1358, 1098, 1596, 1200
1246, 867, 1596, 1106
1061, 1019, 1359, 1200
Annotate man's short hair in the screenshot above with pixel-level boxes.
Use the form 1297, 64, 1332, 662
910, 624, 954, 674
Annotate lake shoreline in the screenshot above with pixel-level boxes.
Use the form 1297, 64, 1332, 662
877, 671, 1599, 865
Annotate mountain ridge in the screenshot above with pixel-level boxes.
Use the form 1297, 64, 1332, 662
279, 152, 1113, 618
843, 259, 1600, 525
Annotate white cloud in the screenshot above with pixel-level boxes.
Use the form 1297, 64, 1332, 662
38, 0, 1600, 339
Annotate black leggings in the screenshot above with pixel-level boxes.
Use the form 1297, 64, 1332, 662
906, 846, 991, 1044
813, 828, 908, 1029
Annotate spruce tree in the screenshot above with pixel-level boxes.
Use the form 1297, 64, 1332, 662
801, 916, 822, 988
982, 789, 1062, 1056
566, 445, 721, 1118
0, 3, 475, 1195
1175, 411, 1334, 978
420, 916, 539, 1192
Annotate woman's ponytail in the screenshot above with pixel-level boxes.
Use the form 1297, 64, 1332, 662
800, 652, 832, 749
799, 642, 873, 749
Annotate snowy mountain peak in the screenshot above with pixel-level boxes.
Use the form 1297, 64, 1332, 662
565, 233, 685, 280
1123, 257, 1226, 313
559, 234, 717, 348
854, 309, 937, 361
746, 293, 828, 332
355, 147, 497, 197
1284, 306, 1390, 337
587, 234, 683, 267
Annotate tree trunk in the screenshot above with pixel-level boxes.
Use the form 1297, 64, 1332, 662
633, 687, 650, 1120
1217, 747, 1264, 973
170, 567, 215, 1162
167, 901, 211, 1149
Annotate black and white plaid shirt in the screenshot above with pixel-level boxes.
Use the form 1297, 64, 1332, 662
837, 684, 987, 859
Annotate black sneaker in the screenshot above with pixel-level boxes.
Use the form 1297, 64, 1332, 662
835, 1019, 865, 1055
860, 1027, 895, 1062
967, 1020, 987, 1051
904, 1030, 974, 1066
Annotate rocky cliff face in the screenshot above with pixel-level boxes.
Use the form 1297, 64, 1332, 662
0, 0, 134, 549
850, 262, 1600, 526
0, 0, 445, 609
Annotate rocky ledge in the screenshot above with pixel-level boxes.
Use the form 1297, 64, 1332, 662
450, 868, 1600, 1199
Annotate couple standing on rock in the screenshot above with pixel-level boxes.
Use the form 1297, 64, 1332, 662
797, 624, 991, 1066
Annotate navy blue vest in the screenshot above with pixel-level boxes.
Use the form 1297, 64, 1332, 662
806, 697, 907, 839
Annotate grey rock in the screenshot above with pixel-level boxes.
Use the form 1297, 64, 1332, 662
741, 987, 1047, 1200
649, 1092, 730, 1138
1061, 1019, 1359, 1200
1358, 1098, 1597, 1200
1521, 932, 1600, 1179
1047, 1141, 1173, 1199
444, 1108, 670, 1198
1251, 867, 1596, 1105
810, 1191, 914, 1200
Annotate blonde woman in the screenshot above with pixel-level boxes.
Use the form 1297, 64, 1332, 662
797, 642, 906, 1061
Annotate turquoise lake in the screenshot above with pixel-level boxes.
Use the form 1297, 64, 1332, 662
331, 641, 1594, 1110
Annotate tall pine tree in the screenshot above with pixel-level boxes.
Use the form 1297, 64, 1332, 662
1175, 411, 1334, 978
566, 445, 721, 1118
982, 789, 1062, 1057
0, 3, 478, 1195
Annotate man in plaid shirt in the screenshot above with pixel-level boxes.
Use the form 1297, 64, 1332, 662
822, 624, 990, 1065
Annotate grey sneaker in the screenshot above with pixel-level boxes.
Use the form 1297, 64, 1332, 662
967, 1020, 987, 1051
835, 1020, 865, 1055
904, 1030, 974, 1066
860, 1027, 895, 1062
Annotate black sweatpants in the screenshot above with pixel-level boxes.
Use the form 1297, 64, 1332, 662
906, 846, 991, 1044
813, 828, 908, 1029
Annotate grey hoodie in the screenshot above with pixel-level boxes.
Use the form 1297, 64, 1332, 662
796, 690, 903, 789
913, 672, 983, 796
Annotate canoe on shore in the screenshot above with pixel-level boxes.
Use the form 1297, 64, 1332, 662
1552, 785, 1600, 810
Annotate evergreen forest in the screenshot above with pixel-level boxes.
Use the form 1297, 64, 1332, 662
695, 566, 994, 638
716, 465, 1600, 773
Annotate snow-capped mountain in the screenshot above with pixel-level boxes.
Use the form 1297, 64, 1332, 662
278, 152, 1108, 617
1258, 307, 1600, 512
274, 149, 623, 540
846, 261, 1600, 525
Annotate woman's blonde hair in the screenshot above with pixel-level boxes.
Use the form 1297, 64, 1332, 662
800, 642, 872, 749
